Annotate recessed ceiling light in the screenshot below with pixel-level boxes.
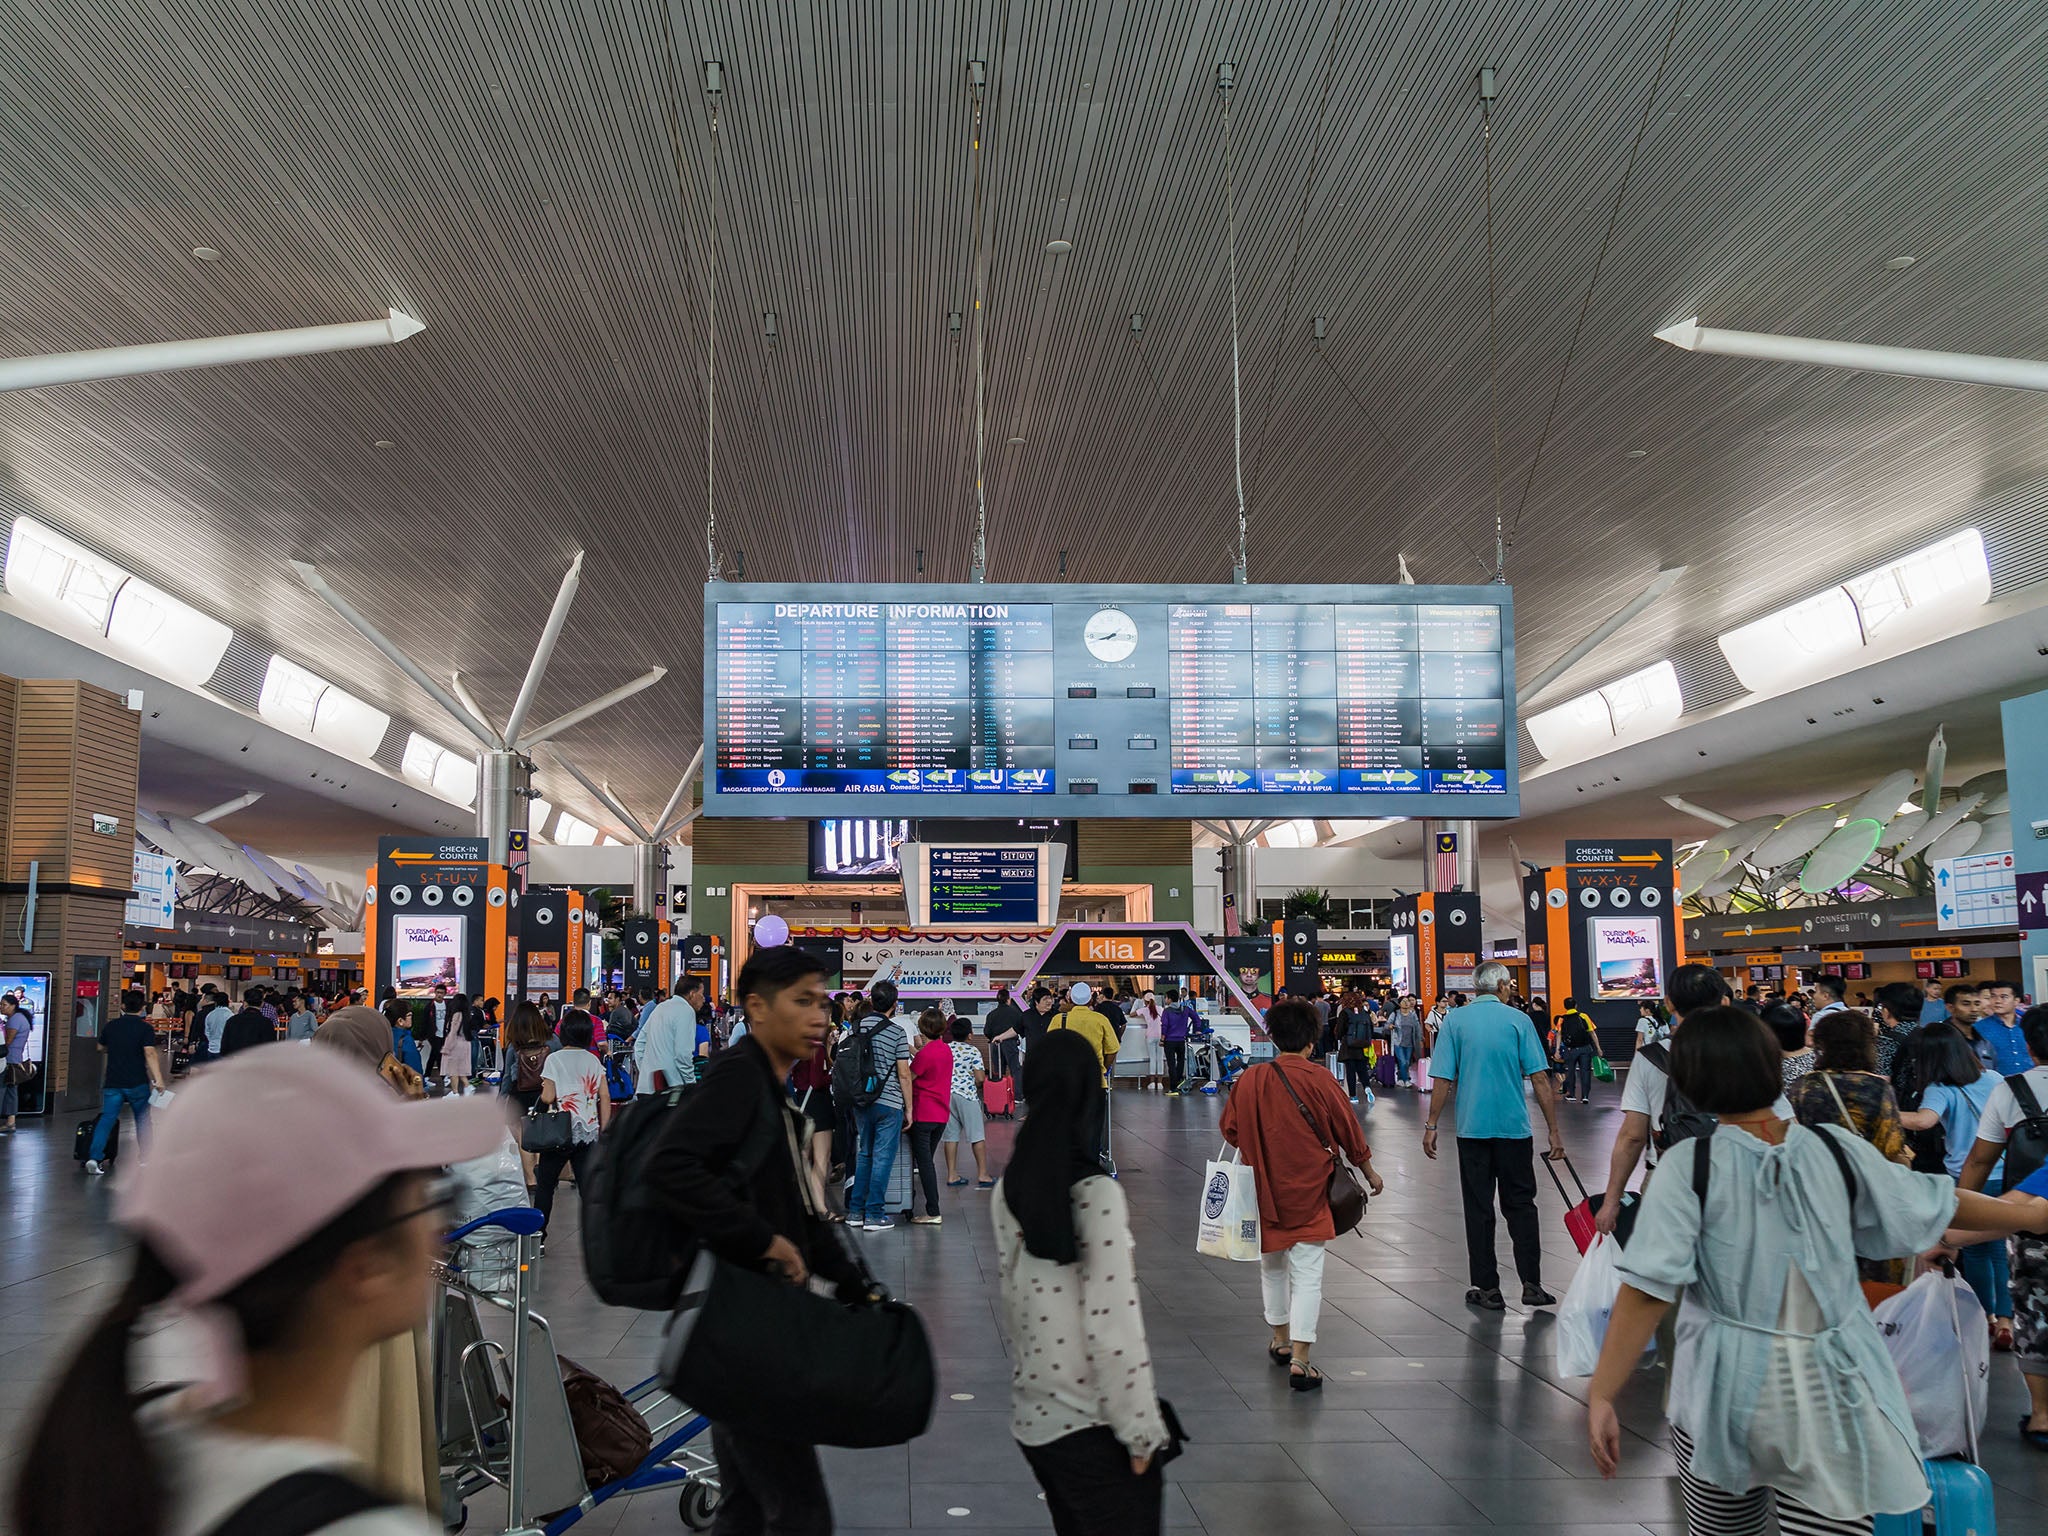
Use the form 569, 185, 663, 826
1624, 448, 1647, 458
1045, 239, 1073, 254
1885, 255, 1917, 270
191, 246, 221, 261
373, 440, 395, 449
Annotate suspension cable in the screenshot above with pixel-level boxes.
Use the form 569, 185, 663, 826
704, 67, 724, 583
969, 61, 989, 580
1480, 69, 1503, 581
1219, 63, 1246, 582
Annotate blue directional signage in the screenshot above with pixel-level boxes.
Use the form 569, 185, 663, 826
703, 582, 1517, 818
928, 846, 1043, 925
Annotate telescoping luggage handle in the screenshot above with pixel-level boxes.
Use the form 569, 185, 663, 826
1541, 1151, 1591, 1206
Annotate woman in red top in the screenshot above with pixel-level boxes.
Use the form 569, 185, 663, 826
908, 1010, 955, 1225
1221, 998, 1382, 1390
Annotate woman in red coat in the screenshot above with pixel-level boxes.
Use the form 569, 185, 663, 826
1220, 998, 1382, 1391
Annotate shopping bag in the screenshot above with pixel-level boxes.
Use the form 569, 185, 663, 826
1872, 1269, 1988, 1459
1554, 1236, 1647, 1376
1196, 1146, 1261, 1261
1591, 1055, 1615, 1083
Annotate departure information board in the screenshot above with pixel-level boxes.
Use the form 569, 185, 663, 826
703, 582, 1517, 818
927, 847, 1043, 924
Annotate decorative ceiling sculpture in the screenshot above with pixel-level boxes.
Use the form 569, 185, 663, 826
1673, 728, 2010, 911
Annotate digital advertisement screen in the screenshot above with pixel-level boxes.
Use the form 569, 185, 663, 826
392, 917, 466, 998
0, 972, 52, 1071
1588, 917, 1664, 1000
704, 582, 1517, 818
927, 846, 1042, 924
810, 818, 912, 879
1389, 934, 1414, 997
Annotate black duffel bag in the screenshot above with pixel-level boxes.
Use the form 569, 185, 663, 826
659, 1239, 935, 1449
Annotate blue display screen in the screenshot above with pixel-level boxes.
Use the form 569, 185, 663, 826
704, 582, 1517, 819
927, 846, 1042, 924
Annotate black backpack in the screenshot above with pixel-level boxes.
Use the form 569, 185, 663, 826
2002, 1074, 2048, 1188
1637, 1042, 1719, 1153
831, 1018, 891, 1110
580, 1082, 781, 1309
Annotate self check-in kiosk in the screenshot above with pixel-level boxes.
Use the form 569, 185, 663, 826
518, 886, 587, 1003
1523, 839, 1679, 1056
1389, 891, 1483, 1016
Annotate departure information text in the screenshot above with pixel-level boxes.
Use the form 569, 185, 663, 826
703, 583, 1517, 818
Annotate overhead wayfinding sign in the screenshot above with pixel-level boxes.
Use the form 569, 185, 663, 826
702, 581, 1518, 817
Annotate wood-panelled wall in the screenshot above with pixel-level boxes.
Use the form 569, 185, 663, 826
1077, 819, 1192, 873
1, 676, 141, 887
694, 818, 807, 867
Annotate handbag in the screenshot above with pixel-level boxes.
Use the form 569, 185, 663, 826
1271, 1062, 1369, 1236
660, 1233, 936, 1448
3, 1061, 32, 1087
1591, 1054, 1615, 1083
521, 1104, 575, 1154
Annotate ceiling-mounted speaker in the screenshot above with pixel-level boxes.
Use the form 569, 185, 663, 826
1848, 770, 1917, 827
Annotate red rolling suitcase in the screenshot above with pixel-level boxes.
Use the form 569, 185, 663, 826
1542, 1153, 1599, 1253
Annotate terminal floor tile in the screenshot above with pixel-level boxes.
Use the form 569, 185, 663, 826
5, 1079, 2048, 1534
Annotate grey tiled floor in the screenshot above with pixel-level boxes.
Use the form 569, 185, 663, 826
6, 1081, 2048, 1533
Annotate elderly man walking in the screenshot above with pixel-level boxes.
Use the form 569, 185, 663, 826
1423, 961, 1566, 1311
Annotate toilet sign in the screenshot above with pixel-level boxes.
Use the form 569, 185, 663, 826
2019, 869, 2048, 931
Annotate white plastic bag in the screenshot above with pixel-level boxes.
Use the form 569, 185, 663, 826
1555, 1235, 1648, 1376
447, 1132, 530, 1295
1196, 1145, 1261, 1262
148, 1088, 175, 1110
1873, 1269, 1988, 1459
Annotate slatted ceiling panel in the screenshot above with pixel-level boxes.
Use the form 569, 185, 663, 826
5, 1, 2048, 818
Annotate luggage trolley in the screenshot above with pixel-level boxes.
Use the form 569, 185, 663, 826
435, 1208, 723, 1533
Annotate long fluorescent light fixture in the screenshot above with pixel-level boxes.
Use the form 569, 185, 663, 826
0, 310, 426, 394
1716, 529, 1988, 693
3, 515, 232, 684
1526, 659, 1682, 765
1656, 318, 2048, 393
257, 655, 391, 757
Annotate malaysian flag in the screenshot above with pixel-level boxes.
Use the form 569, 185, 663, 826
1433, 831, 1460, 891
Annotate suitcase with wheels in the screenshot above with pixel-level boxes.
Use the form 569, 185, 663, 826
73, 1115, 117, 1166
1873, 1458, 1998, 1535
1375, 1056, 1398, 1089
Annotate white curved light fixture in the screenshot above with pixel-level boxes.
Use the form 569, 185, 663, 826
1656, 318, 2048, 393
0, 309, 425, 394
4, 515, 232, 684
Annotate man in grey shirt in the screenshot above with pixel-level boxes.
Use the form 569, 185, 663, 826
201, 989, 232, 1059
845, 980, 915, 1233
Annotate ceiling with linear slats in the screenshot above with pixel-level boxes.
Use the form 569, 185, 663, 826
4, 0, 2048, 821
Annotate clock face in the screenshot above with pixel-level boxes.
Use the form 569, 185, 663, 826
1083, 607, 1138, 662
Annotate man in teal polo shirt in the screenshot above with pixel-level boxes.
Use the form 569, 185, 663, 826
1423, 960, 1566, 1311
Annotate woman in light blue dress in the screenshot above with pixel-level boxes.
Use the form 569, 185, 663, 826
1585, 1006, 2048, 1536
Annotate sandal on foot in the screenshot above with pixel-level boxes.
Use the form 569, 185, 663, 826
1288, 1363, 1324, 1392
976, 1178, 996, 1188
1992, 1318, 2015, 1352
1268, 1344, 1294, 1367
946, 1178, 970, 1187
2022, 1417, 2048, 1451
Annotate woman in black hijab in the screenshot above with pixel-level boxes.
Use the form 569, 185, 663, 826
995, 1031, 1172, 1535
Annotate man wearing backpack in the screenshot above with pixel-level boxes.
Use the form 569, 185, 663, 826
1557, 998, 1598, 1104
1596, 964, 1793, 1238
1159, 988, 1195, 1094
1957, 1004, 2048, 1438
835, 979, 913, 1232
646, 944, 874, 1535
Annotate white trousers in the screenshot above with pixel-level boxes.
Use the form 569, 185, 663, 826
1259, 1241, 1327, 1342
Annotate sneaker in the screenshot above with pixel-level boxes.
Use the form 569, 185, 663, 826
1522, 1284, 1558, 1307
1166, 1090, 1181, 1098
1348, 1096, 1359, 1104
1465, 1286, 1506, 1311
83, 1159, 103, 1175
863, 1219, 895, 1233
911, 1214, 942, 1225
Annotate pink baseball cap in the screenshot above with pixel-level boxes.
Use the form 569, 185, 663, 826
118, 1048, 510, 1397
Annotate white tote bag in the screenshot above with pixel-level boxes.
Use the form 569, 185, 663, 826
1873, 1268, 1988, 1459
1196, 1145, 1261, 1261
1555, 1235, 1648, 1376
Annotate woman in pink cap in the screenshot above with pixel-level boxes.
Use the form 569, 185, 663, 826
11, 1045, 507, 1536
